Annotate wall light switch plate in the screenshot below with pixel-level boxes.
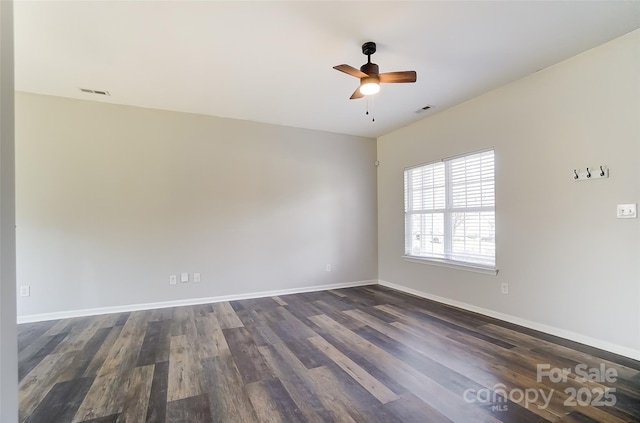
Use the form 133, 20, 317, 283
181, 272, 189, 283
193, 273, 201, 283
617, 204, 637, 219
169, 275, 177, 285
19, 286, 30, 297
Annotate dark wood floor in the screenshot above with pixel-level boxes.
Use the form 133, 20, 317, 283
17, 285, 640, 423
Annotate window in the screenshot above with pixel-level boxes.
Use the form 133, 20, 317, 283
404, 149, 495, 269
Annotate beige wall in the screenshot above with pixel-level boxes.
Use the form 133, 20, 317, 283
378, 30, 640, 355
16, 93, 377, 317
1, 0, 18, 420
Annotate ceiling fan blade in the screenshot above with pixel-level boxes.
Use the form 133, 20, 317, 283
379, 71, 417, 83
334, 64, 368, 79
350, 87, 364, 100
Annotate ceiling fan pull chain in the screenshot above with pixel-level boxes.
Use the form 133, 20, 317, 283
372, 96, 375, 122
366, 97, 369, 115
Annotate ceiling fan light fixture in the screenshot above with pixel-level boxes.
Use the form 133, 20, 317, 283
359, 77, 380, 95
333, 41, 416, 100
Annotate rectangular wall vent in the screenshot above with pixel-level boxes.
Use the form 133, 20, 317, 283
79, 88, 110, 96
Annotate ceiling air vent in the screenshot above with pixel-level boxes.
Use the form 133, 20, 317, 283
79, 88, 110, 96
415, 105, 433, 113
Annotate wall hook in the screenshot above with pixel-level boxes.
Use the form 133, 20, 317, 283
574, 170, 579, 180
586, 168, 591, 178
600, 166, 605, 177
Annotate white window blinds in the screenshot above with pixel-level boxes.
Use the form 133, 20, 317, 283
404, 150, 495, 268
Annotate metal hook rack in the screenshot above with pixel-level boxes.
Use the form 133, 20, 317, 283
573, 165, 609, 181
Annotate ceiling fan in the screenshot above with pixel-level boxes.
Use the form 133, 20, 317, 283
333, 41, 417, 100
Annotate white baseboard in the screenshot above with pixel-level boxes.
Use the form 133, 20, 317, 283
17, 280, 377, 324
378, 280, 640, 361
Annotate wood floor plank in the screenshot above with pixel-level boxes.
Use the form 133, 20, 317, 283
166, 394, 212, 423
386, 320, 567, 421
18, 321, 58, 353
97, 313, 124, 329
268, 339, 403, 423
352, 324, 550, 423
43, 317, 83, 337
311, 300, 368, 330
281, 295, 323, 318
24, 377, 94, 423
115, 365, 154, 423
310, 363, 405, 423
57, 327, 113, 382
305, 365, 376, 423
148, 308, 174, 322
192, 304, 214, 317
257, 344, 335, 423
73, 314, 147, 421
312, 330, 408, 397
201, 353, 258, 422
275, 306, 321, 339
339, 287, 385, 308
136, 321, 163, 367
153, 319, 172, 364
375, 304, 515, 349
232, 297, 281, 314
19, 332, 69, 382
245, 378, 306, 423
310, 314, 504, 423
170, 306, 197, 337
78, 415, 120, 423
234, 307, 280, 347
312, 295, 354, 312
214, 302, 244, 329
347, 307, 532, 398
222, 327, 274, 383
482, 323, 640, 380
82, 326, 123, 379
271, 296, 288, 306
345, 307, 513, 388
266, 320, 331, 369
194, 313, 228, 359
308, 335, 399, 404
113, 313, 131, 327
144, 361, 168, 423
353, 324, 478, 395
166, 335, 205, 402
52, 316, 109, 355
328, 289, 348, 298
384, 393, 454, 423
19, 352, 78, 421
390, 322, 631, 423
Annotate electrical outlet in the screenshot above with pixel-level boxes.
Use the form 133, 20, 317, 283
193, 273, 201, 283
326, 264, 331, 272
19, 286, 30, 297
617, 203, 637, 219
169, 275, 177, 285
181, 272, 189, 283
501, 283, 509, 295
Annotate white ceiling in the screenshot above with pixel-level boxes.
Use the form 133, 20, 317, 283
14, 1, 640, 138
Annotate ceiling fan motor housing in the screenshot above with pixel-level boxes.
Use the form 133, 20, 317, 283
360, 62, 379, 75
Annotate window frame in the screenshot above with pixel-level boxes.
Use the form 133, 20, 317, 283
403, 148, 497, 275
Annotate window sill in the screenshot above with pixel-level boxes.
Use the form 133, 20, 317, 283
402, 256, 498, 275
